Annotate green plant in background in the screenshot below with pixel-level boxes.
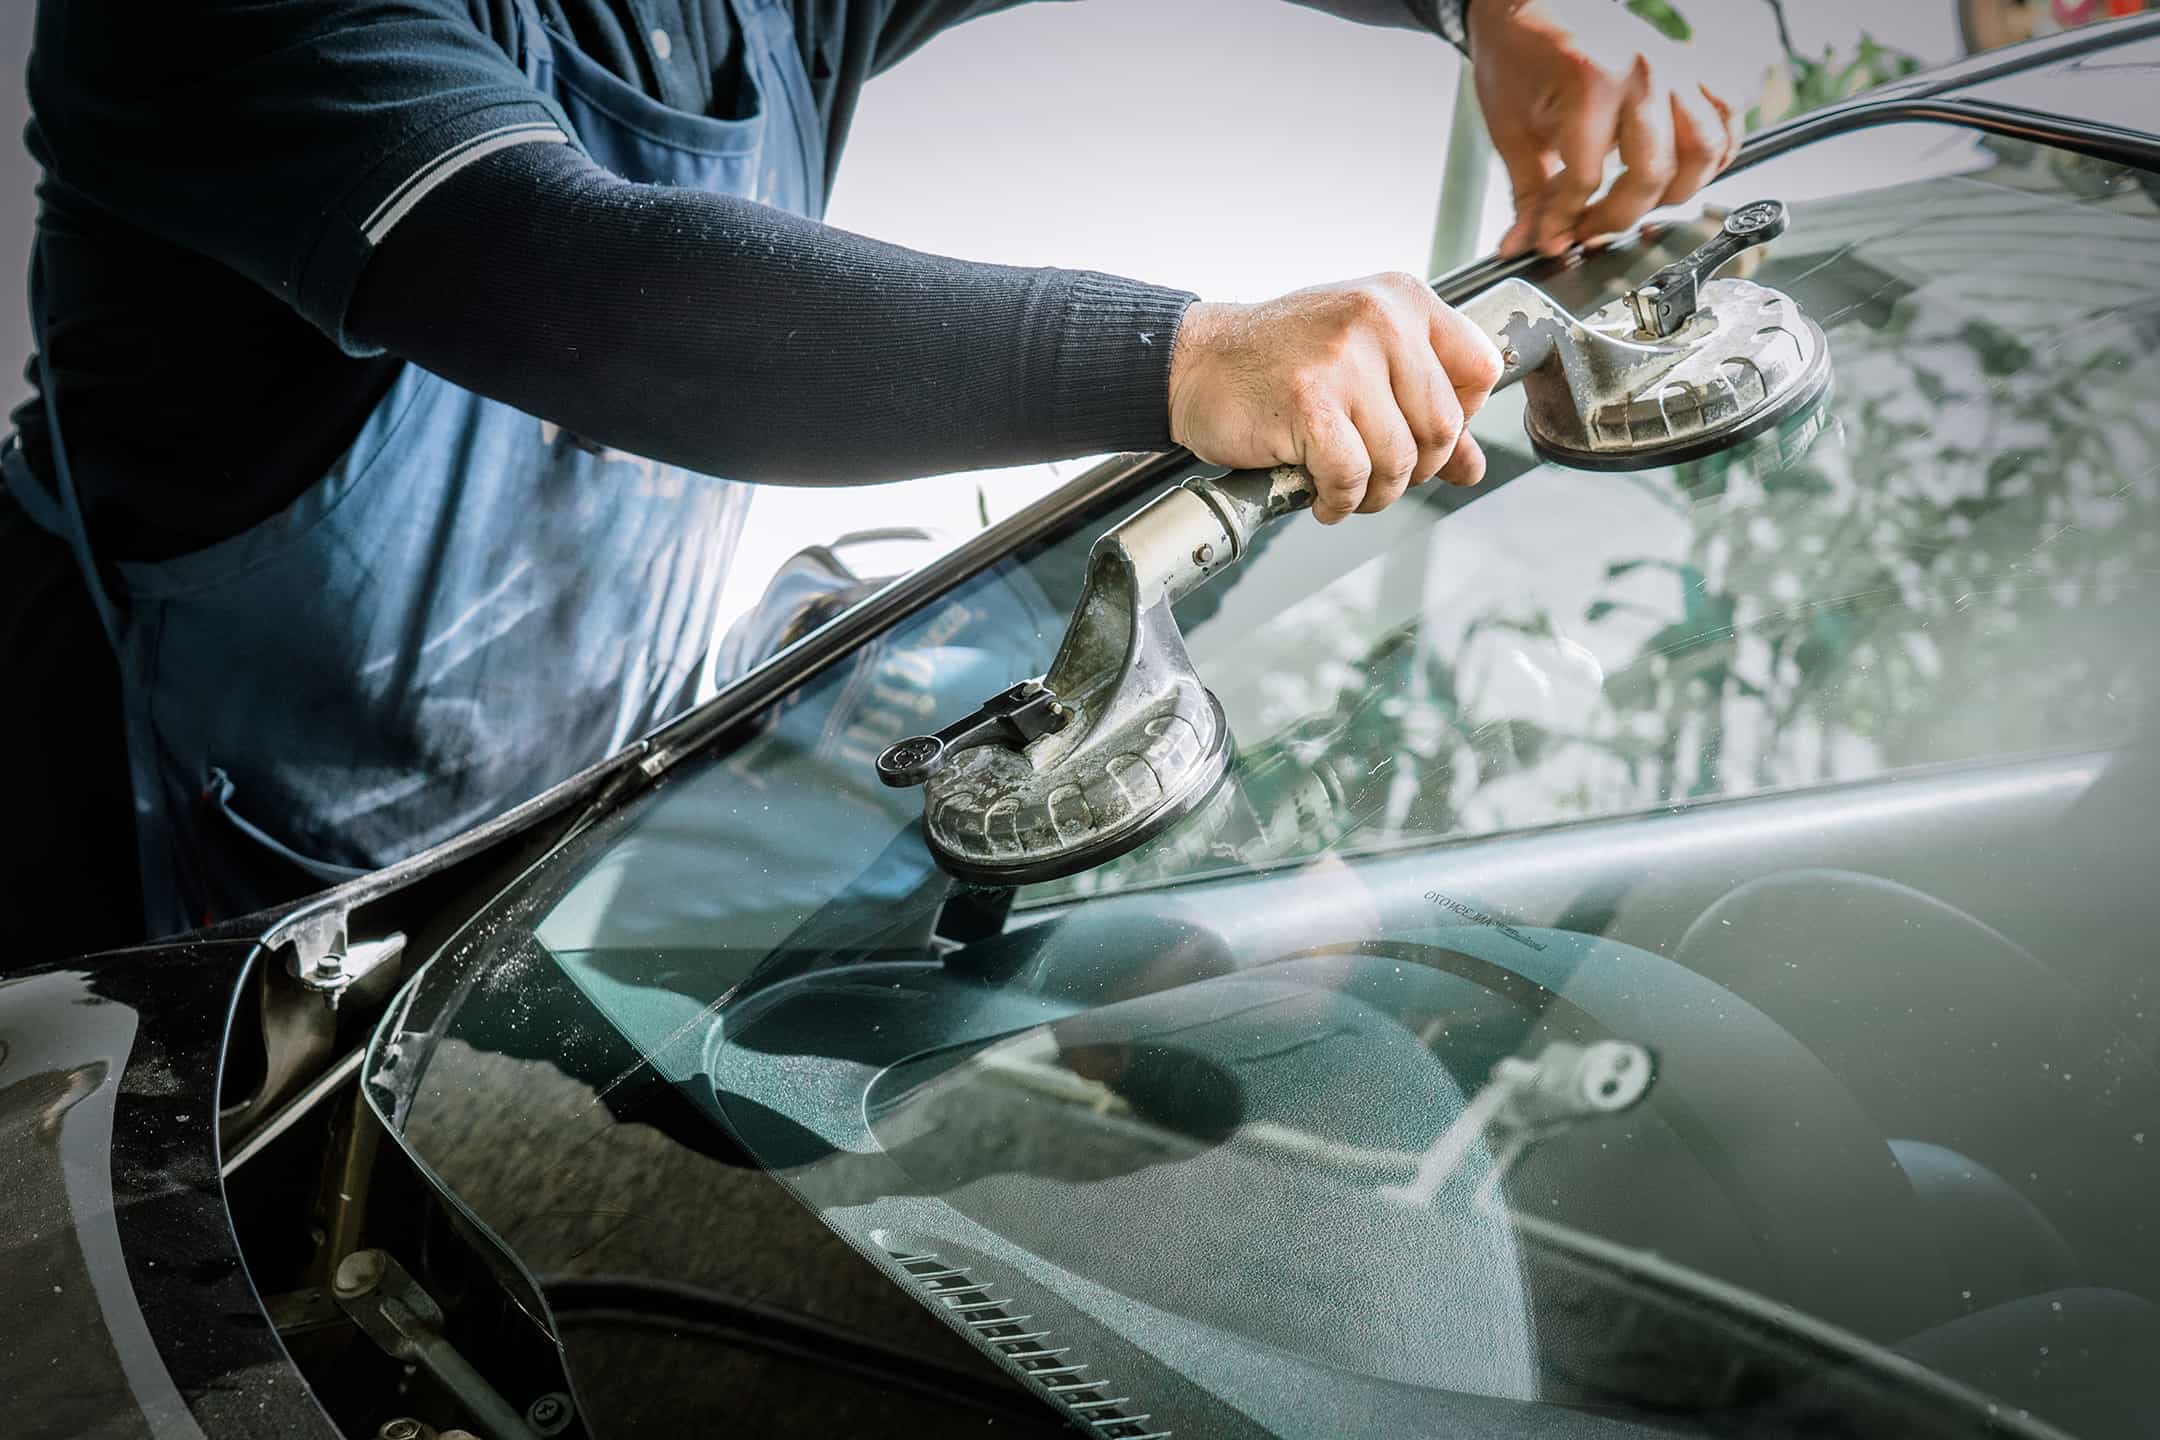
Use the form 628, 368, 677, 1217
1751, 0, 1924, 127
1623, 0, 1692, 42
1643, 0, 1924, 128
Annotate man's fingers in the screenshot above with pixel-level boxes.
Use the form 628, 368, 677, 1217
1386, 343, 1465, 488
1533, 64, 1626, 256
1438, 429, 1487, 488
1700, 82, 1744, 170
1661, 84, 1724, 205
1296, 403, 1371, 525
1427, 301, 1505, 419
1488, 117, 1552, 259
1349, 397, 1420, 513
1576, 58, 1676, 241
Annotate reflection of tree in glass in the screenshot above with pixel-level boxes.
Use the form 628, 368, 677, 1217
1597, 156, 2160, 804
1065, 148, 2160, 892
1630, 0, 1924, 131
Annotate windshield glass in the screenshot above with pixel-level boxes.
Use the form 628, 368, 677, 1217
366, 123, 2160, 1440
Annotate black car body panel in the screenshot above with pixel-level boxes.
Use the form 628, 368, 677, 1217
0, 940, 341, 1439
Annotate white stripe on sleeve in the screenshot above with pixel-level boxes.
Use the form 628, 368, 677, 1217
362, 122, 570, 245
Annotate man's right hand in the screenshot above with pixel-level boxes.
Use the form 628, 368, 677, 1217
1166, 274, 1504, 525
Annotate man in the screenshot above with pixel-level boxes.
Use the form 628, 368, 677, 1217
0, 0, 1737, 953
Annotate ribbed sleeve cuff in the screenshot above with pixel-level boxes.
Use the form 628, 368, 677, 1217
1044, 273, 1199, 458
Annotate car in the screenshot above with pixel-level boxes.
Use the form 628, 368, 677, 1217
7, 17, 2160, 1440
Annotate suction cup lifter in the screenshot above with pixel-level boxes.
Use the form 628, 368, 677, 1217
881, 201, 1833, 885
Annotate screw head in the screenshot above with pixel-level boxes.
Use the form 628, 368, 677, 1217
527, 1392, 573, 1435
378, 1420, 423, 1440
314, 952, 345, 980
1193, 542, 1215, 566
332, 1249, 387, 1299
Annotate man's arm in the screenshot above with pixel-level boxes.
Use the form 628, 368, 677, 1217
51, 0, 1498, 516
349, 141, 1500, 521
348, 142, 1193, 483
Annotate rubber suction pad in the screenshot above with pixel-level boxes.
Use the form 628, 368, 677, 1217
1524, 275, 1833, 474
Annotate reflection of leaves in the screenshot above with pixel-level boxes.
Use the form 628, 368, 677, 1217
1762, 466, 1832, 497
1793, 608, 1857, 682
1642, 565, 1736, 663
1624, 0, 1691, 41
1075, 148, 2160, 887
1716, 1, 1925, 130
1964, 319, 2035, 377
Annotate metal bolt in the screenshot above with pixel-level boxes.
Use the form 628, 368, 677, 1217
377, 1421, 423, 1440
1192, 543, 1214, 566
314, 952, 346, 981
332, 1249, 387, 1299
527, 1392, 573, 1435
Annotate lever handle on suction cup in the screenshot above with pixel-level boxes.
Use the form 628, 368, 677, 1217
1626, 199, 1787, 338
876, 680, 1071, 788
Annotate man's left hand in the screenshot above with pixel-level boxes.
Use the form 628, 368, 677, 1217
1466, 0, 1744, 258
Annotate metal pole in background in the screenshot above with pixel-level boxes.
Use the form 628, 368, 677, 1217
1427, 74, 1494, 279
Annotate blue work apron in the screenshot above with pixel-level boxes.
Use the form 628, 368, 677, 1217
4, 0, 828, 935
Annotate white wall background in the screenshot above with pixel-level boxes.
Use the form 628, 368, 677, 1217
0, 4, 34, 428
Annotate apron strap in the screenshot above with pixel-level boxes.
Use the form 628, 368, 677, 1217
507, 0, 557, 89
1, 434, 67, 534
9, 242, 125, 650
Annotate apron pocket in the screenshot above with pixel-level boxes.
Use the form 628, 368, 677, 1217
203, 766, 369, 899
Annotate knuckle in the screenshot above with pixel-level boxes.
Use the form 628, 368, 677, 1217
1285, 376, 1335, 429
1411, 404, 1460, 451
1374, 431, 1418, 480
1462, 340, 1504, 391
1562, 50, 1606, 85
1546, 172, 1598, 207
1380, 270, 1428, 300
1451, 330, 1503, 388
1342, 284, 1392, 325
1323, 468, 1370, 507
